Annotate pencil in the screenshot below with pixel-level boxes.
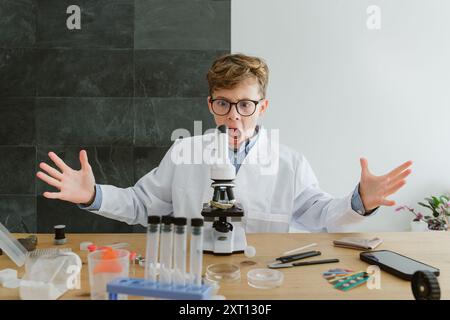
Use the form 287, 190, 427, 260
283, 242, 318, 256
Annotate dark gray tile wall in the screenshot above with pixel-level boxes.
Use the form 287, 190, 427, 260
0, 196, 36, 233
0, 49, 37, 96
36, 49, 134, 97
135, 0, 230, 50
0, 0, 230, 233
0, 0, 36, 47
0, 98, 36, 145
36, 98, 134, 145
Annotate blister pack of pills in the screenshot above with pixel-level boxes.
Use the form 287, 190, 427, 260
322, 268, 370, 291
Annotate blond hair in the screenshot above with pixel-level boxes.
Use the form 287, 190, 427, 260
207, 53, 269, 98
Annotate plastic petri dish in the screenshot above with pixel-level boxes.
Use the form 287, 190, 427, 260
247, 268, 284, 289
205, 263, 241, 283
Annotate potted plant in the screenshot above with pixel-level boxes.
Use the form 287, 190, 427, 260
397, 195, 450, 231
396, 205, 428, 231
418, 195, 450, 231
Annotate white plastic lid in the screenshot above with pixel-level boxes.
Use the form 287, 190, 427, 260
0, 222, 28, 267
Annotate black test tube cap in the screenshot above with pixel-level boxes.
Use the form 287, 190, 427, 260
174, 217, 187, 226
54, 225, 66, 245
191, 218, 204, 227
161, 215, 173, 225
147, 215, 161, 225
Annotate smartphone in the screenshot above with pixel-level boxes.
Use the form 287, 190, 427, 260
360, 250, 440, 280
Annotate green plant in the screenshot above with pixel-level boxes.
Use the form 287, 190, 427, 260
397, 195, 450, 231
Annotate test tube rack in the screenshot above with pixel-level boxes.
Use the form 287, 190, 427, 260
107, 277, 214, 300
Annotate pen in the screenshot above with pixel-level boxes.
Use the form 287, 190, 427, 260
268, 258, 340, 269
292, 259, 340, 267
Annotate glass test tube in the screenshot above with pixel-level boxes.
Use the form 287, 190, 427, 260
159, 215, 174, 285
173, 217, 187, 287
145, 215, 161, 281
189, 218, 204, 288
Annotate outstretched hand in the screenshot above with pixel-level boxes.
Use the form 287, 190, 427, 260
359, 158, 413, 211
36, 150, 96, 205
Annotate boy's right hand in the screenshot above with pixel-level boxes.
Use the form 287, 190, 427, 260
36, 150, 96, 206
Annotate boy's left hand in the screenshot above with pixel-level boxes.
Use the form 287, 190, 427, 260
359, 158, 413, 211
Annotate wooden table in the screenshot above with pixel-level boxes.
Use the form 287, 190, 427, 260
1, 232, 448, 300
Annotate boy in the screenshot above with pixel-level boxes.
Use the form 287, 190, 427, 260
36, 53, 412, 232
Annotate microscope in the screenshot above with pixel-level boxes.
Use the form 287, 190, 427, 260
201, 125, 247, 255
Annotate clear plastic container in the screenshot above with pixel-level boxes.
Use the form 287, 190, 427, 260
247, 268, 284, 289
20, 250, 82, 300
87, 248, 129, 300
205, 263, 241, 283
0, 222, 85, 300
0, 222, 28, 267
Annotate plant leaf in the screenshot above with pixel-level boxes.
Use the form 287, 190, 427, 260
427, 200, 436, 209
418, 202, 432, 209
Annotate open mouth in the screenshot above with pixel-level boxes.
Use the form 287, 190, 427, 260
228, 128, 241, 139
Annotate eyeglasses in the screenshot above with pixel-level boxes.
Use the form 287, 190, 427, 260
209, 98, 263, 117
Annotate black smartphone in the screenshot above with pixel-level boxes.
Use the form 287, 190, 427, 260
360, 250, 440, 280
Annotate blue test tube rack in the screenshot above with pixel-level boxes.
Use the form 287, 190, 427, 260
107, 277, 214, 300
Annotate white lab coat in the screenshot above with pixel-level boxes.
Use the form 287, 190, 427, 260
90, 127, 373, 232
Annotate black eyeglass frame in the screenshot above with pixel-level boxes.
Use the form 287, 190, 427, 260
209, 97, 264, 117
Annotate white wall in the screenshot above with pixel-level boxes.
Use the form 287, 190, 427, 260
232, 0, 450, 231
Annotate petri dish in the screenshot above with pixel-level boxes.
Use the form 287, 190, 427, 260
205, 263, 241, 283
247, 268, 284, 289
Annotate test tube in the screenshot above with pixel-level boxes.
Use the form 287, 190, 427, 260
159, 215, 174, 285
145, 215, 161, 281
173, 217, 187, 287
189, 218, 204, 288
130, 252, 137, 277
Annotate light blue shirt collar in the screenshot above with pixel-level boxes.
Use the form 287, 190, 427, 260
228, 125, 261, 172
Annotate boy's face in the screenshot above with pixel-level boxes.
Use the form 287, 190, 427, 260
207, 78, 269, 149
